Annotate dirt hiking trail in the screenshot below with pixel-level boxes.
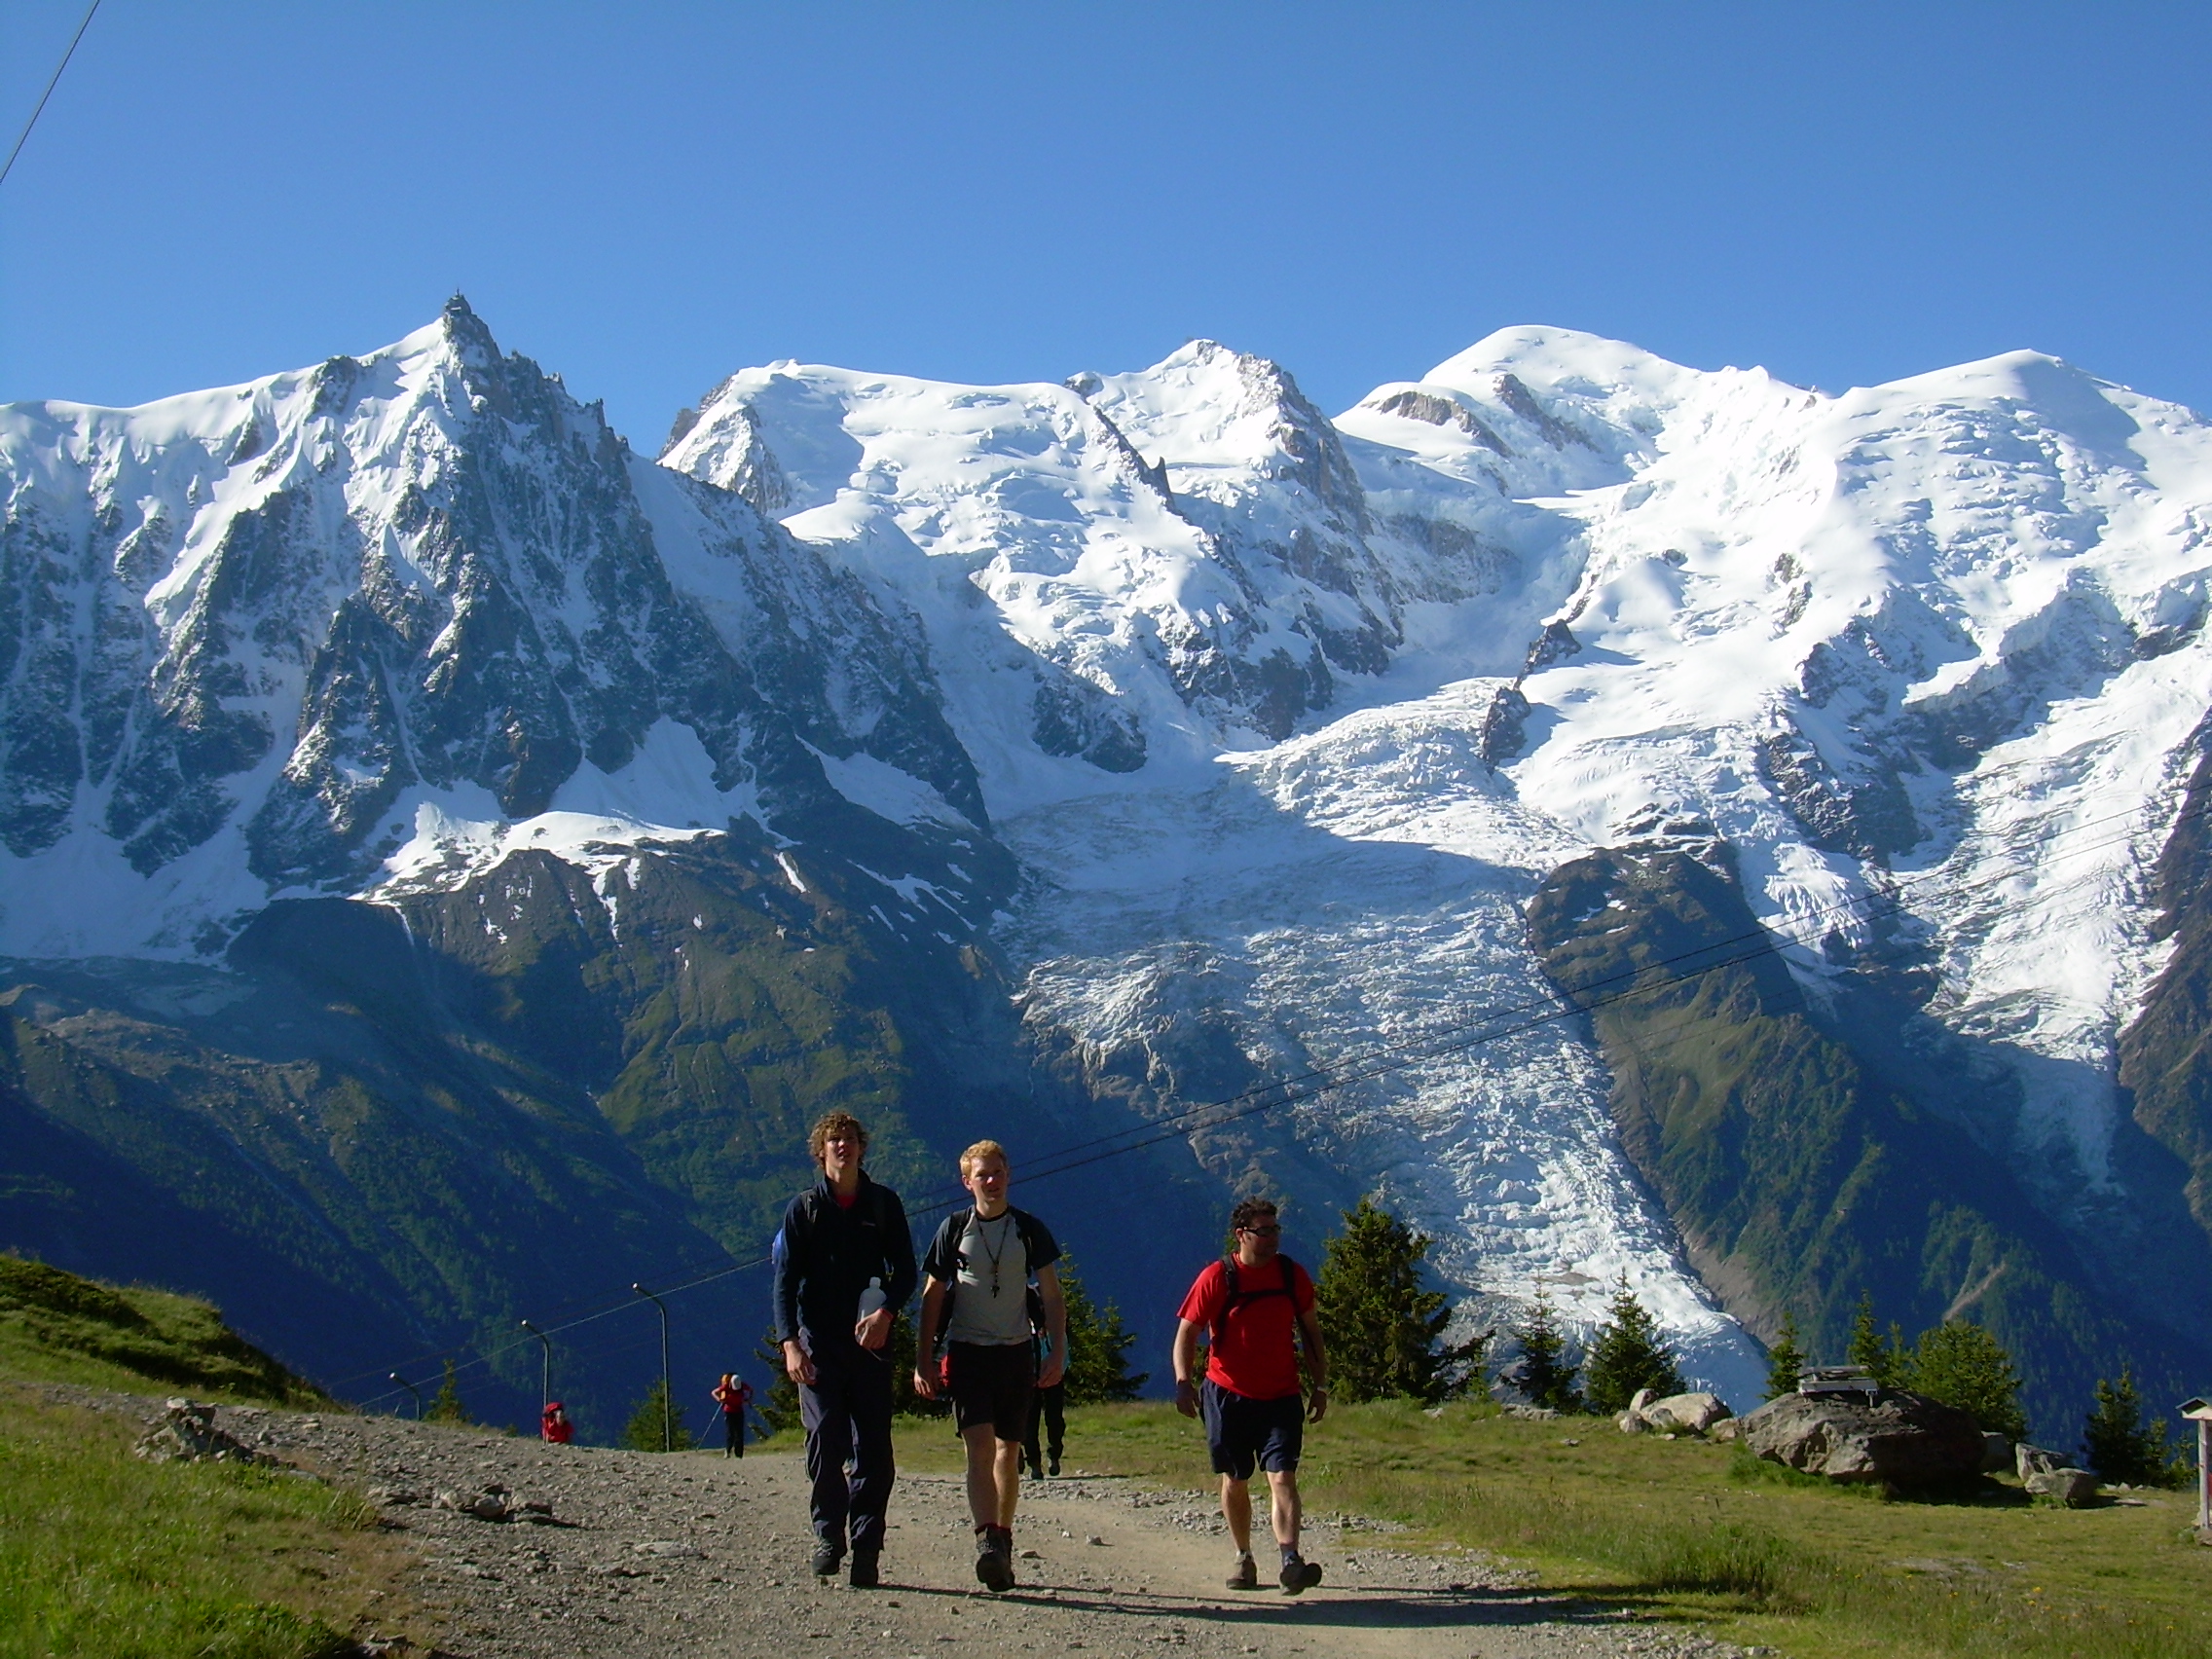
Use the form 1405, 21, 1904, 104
64, 1392, 1771, 1659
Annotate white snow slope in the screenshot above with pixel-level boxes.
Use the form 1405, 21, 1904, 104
666, 327, 2212, 1403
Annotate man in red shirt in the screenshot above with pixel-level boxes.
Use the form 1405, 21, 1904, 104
1173, 1197, 1330, 1594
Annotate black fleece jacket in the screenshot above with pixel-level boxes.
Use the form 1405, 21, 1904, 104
771, 1172, 917, 1353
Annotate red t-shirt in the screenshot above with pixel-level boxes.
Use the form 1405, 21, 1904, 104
1176, 1256, 1314, 1402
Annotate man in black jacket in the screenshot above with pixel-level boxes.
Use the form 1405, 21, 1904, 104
772, 1111, 916, 1588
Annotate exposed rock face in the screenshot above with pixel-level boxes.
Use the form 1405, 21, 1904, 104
1736, 1389, 1987, 1486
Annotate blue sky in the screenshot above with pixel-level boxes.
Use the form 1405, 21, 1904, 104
4, 2, 2208, 445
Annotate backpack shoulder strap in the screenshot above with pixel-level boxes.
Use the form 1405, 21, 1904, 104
1209, 1256, 1239, 1348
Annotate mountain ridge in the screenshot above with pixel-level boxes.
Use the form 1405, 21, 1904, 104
6, 304, 2212, 1431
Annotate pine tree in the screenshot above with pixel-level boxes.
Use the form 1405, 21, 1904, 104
424, 1357, 472, 1424
751, 1328, 801, 1436
1059, 1255, 1146, 1405
1511, 1283, 1581, 1413
1847, 1291, 1907, 1386
1583, 1274, 1684, 1413
1903, 1321, 2025, 1442
1314, 1198, 1454, 1402
621, 1377, 695, 1452
1762, 1312, 1806, 1401
2082, 1368, 2179, 1486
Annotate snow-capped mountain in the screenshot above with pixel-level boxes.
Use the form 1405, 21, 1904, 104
8, 302, 2212, 1427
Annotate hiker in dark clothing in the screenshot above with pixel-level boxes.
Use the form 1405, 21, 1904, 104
1022, 1284, 1066, 1478
772, 1111, 916, 1589
710, 1373, 754, 1457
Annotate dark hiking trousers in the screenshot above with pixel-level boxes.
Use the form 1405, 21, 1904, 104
722, 1409, 745, 1456
800, 1346, 895, 1553
1024, 1380, 1065, 1472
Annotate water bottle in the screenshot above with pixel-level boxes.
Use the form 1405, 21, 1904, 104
858, 1275, 886, 1321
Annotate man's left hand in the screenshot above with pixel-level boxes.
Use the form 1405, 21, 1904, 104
1308, 1385, 1330, 1424
855, 1308, 893, 1350
1038, 1353, 1065, 1389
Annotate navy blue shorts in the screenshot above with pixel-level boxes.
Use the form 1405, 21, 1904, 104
1201, 1380, 1304, 1479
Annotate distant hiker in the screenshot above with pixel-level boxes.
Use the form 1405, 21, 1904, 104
1022, 1282, 1067, 1479
772, 1111, 916, 1589
913, 1140, 1066, 1592
1173, 1197, 1328, 1594
711, 1373, 755, 1457
539, 1401, 574, 1445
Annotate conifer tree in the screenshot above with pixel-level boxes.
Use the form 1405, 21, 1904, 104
752, 1327, 801, 1435
424, 1357, 472, 1424
1583, 1273, 1684, 1413
2082, 1368, 2181, 1487
621, 1377, 695, 1452
1762, 1312, 1806, 1401
1904, 1320, 2025, 1442
1511, 1283, 1581, 1413
1847, 1291, 1907, 1386
1059, 1255, 1147, 1404
1314, 1197, 1454, 1402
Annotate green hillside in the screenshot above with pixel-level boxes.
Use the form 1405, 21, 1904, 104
0, 1253, 326, 1403
1525, 842, 2212, 1435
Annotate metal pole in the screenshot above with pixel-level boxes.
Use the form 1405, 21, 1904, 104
2193, 1416, 2209, 1532
521, 1320, 552, 1417
388, 1372, 424, 1420
634, 1283, 672, 1452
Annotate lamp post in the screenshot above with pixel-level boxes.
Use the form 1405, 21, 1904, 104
389, 1372, 424, 1420
633, 1283, 672, 1453
2182, 1397, 2212, 1542
521, 1319, 552, 1419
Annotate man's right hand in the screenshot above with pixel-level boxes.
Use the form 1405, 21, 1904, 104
911, 1366, 938, 1401
1174, 1377, 1199, 1419
782, 1339, 816, 1387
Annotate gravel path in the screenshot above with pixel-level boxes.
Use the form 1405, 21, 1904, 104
63, 1390, 1772, 1659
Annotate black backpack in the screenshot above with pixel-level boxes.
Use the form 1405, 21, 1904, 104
1209, 1253, 1305, 1350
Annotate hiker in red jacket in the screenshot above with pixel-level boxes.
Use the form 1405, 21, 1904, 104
1173, 1197, 1329, 1595
539, 1401, 574, 1445
711, 1373, 755, 1456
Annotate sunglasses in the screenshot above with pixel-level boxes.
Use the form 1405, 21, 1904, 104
1238, 1224, 1281, 1236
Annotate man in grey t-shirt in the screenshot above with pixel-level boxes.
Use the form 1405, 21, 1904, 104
913, 1139, 1065, 1591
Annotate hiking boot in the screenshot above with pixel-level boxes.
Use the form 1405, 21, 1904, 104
848, 1550, 880, 1589
975, 1528, 1014, 1592
811, 1542, 843, 1578
1279, 1555, 1323, 1595
1047, 1456, 1061, 1478
1226, 1554, 1260, 1590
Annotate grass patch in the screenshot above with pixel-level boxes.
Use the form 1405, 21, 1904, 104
0, 1387, 397, 1659
0, 1257, 325, 1404
977, 1398, 2212, 1659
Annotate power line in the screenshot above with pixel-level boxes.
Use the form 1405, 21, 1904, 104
0, 0, 100, 191
339, 789, 2199, 1409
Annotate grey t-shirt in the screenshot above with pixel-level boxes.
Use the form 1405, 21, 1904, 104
933, 1208, 1057, 1346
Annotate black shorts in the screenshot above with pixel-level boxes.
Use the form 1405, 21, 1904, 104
947, 1342, 1035, 1440
1201, 1380, 1304, 1479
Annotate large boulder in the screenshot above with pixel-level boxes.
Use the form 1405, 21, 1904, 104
1642, 1391, 1732, 1434
1736, 1389, 1987, 1487
2025, 1466, 2101, 1507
